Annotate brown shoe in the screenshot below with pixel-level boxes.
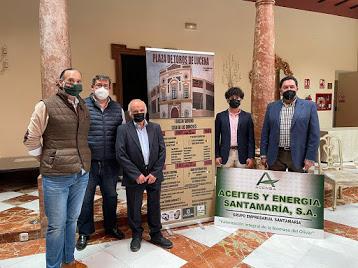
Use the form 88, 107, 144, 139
61, 260, 87, 268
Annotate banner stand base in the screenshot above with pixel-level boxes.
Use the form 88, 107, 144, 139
163, 217, 214, 232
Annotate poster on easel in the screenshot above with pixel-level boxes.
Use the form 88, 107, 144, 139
145, 48, 216, 227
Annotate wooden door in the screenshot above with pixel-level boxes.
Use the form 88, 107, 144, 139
335, 72, 358, 127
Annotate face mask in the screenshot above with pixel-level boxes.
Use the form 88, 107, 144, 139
229, 99, 240, 108
133, 113, 145, 123
94, 87, 109, 100
282, 90, 296, 101
64, 83, 83, 97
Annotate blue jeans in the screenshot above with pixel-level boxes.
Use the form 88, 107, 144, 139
43, 171, 89, 268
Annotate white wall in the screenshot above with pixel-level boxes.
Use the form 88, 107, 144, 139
275, 7, 358, 128
0, 0, 357, 157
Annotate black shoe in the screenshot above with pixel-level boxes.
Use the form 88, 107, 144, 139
76, 234, 89, 251
130, 237, 142, 252
105, 228, 125, 240
150, 236, 173, 249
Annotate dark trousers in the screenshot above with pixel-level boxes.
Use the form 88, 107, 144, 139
77, 159, 119, 236
269, 149, 304, 173
126, 182, 162, 239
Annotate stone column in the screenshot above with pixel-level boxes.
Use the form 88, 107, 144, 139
251, 0, 276, 149
39, 0, 71, 99
38, 0, 71, 236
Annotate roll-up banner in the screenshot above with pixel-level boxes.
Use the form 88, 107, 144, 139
145, 48, 216, 227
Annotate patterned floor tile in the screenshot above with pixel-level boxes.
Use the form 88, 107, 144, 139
3, 195, 39, 206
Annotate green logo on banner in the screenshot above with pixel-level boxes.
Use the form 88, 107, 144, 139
256, 172, 279, 187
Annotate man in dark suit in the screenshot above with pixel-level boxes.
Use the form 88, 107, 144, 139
215, 87, 255, 168
260, 76, 320, 172
116, 99, 173, 252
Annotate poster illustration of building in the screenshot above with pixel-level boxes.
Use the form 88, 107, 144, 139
146, 48, 214, 118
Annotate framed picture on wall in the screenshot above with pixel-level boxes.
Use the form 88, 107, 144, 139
316, 93, 332, 111
304, 78, 310, 89
319, 79, 325, 89
327, 82, 333, 89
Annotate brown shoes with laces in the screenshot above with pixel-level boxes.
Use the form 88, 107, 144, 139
61, 260, 87, 268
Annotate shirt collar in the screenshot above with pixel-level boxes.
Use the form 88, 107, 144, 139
67, 97, 79, 106
282, 97, 297, 107
133, 120, 148, 129
228, 109, 241, 116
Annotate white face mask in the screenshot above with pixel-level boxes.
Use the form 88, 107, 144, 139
94, 87, 109, 100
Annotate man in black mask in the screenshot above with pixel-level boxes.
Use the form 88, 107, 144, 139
215, 87, 255, 168
260, 76, 320, 172
115, 99, 173, 252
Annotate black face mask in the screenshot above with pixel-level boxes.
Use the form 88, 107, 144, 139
133, 113, 145, 123
282, 90, 296, 101
229, 99, 241, 108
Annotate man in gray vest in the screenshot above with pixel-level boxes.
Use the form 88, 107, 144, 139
76, 75, 126, 251
24, 68, 90, 268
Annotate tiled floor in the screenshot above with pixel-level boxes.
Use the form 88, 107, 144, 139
2, 166, 358, 267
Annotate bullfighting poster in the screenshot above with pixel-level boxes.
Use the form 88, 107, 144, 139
146, 48, 216, 227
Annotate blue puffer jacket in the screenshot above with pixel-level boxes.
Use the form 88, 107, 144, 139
85, 95, 123, 160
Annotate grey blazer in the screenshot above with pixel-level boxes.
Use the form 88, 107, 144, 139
115, 121, 166, 187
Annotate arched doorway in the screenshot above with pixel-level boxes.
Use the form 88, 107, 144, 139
171, 107, 179, 118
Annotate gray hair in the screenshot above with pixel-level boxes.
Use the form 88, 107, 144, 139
128, 99, 147, 116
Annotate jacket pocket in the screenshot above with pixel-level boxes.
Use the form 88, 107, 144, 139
42, 149, 56, 168
53, 148, 81, 168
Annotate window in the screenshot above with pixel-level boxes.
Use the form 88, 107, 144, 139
192, 79, 203, 88
206, 82, 214, 92
171, 81, 178, 99
206, 95, 214, 111
172, 88, 177, 99
193, 92, 203, 109
151, 100, 156, 113
183, 83, 189, 98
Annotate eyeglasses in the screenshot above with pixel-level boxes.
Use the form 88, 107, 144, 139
94, 83, 109, 89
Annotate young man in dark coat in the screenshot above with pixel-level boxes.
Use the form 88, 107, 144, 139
215, 87, 255, 168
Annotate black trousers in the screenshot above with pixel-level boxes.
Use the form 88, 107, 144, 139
77, 159, 119, 235
126, 182, 162, 239
269, 149, 304, 173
